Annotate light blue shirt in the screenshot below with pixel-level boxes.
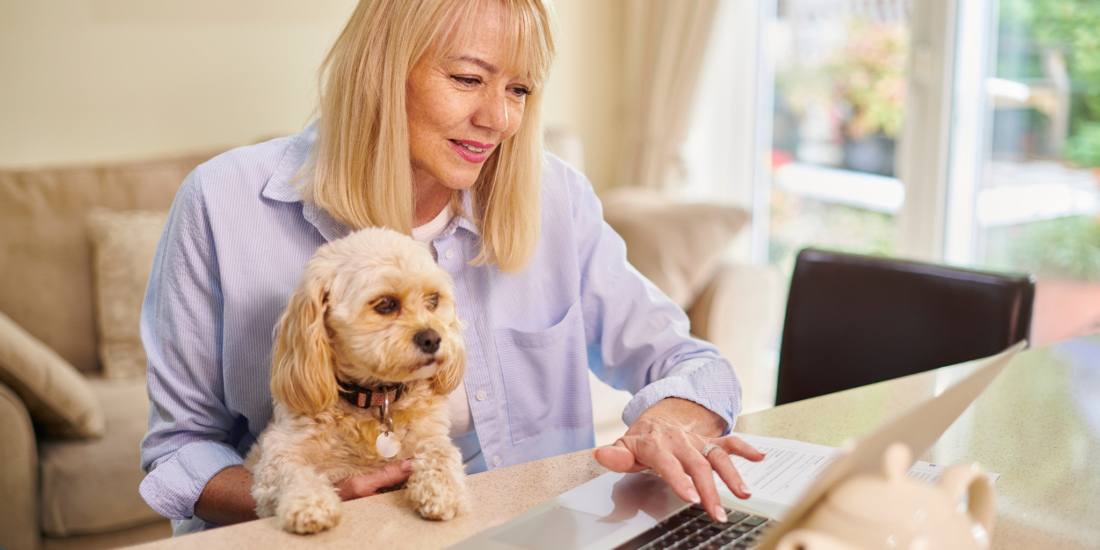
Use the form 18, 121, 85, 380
138, 123, 742, 535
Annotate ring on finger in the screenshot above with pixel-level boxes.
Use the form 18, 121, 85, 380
701, 443, 723, 458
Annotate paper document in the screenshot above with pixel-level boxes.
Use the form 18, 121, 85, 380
716, 434, 1000, 510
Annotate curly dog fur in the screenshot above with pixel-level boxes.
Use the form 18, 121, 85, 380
246, 227, 468, 534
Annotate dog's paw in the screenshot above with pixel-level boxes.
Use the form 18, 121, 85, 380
408, 466, 469, 521
278, 490, 342, 534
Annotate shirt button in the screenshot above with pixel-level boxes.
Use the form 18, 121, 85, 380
445, 249, 454, 260
493, 456, 502, 466
476, 390, 487, 401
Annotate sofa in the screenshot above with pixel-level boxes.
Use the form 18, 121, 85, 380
0, 136, 780, 550
0, 151, 220, 550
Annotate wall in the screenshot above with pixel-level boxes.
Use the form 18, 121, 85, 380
542, 0, 625, 191
0, 0, 627, 191
0, 1, 358, 167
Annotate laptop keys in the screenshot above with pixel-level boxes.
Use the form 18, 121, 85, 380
615, 507, 777, 550
741, 516, 768, 527
726, 511, 748, 524
613, 524, 669, 550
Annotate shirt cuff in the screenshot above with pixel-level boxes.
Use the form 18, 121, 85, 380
139, 440, 245, 520
622, 357, 742, 436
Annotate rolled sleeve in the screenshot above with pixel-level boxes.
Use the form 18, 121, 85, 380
139, 441, 245, 520
623, 357, 741, 435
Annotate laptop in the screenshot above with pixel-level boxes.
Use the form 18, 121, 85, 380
447, 341, 1026, 550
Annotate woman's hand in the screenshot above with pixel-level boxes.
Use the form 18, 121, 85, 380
333, 459, 414, 500
592, 398, 765, 523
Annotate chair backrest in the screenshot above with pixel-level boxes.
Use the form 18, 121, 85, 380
775, 248, 1034, 405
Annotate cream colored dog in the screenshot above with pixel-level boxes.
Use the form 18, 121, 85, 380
246, 227, 468, 534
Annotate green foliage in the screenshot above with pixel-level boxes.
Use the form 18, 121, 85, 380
775, 19, 908, 140
1014, 215, 1100, 280
827, 20, 909, 139
768, 191, 897, 275
1033, 0, 1100, 166
1065, 122, 1100, 167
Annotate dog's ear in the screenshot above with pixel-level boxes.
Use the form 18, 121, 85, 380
430, 317, 467, 395
271, 272, 338, 417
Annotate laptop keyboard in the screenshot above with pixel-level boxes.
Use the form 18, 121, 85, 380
613, 504, 776, 550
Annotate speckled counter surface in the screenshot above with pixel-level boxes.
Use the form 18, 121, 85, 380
125, 448, 609, 550
127, 335, 1100, 549
736, 334, 1100, 549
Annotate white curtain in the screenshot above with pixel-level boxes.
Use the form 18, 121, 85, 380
618, 0, 721, 191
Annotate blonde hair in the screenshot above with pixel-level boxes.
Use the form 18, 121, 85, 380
302, 0, 557, 273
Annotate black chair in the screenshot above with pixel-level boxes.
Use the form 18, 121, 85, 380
775, 248, 1034, 406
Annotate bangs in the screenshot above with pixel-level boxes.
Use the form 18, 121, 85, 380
430, 0, 557, 88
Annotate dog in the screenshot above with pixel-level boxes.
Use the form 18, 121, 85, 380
246, 227, 469, 534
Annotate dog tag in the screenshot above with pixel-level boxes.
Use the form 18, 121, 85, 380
376, 432, 401, 458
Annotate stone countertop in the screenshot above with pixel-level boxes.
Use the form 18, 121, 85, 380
127, 448, 609, 550
128, 335, 1100, 549
735, 335, 1100, 550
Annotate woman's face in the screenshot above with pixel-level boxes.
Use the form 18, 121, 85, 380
406, 3, 531, 197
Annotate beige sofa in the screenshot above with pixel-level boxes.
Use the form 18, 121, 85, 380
0, 144, 779, 550
0, 152, 220, 550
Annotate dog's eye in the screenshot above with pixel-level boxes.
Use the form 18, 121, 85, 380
373, 296, 400, 314
427, 293, 440, 310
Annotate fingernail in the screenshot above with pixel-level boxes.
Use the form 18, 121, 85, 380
401, 459, 414, 473
713, 505, 728, 523
687, 489, 701, 504
739, 483, 751, 496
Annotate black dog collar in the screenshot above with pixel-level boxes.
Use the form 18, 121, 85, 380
337, 380, 404, 409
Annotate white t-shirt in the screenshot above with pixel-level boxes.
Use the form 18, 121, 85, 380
411, 205, 474, 438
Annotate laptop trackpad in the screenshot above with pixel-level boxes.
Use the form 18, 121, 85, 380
492, 506, 625, 550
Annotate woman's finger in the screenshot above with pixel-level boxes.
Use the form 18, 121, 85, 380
705, 443, 753, 499
719, 435, 766, 462
635, 443, 702, 506
671, 441, 727, 522
592, 440, 645, 473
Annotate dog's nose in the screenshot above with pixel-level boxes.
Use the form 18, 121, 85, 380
414, 329, 441, 354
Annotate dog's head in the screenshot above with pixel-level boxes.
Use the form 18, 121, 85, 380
271, 227, 467, 417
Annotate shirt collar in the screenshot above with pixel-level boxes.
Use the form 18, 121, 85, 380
262, 120, 317, 204
260, 121, 481, 241
452, 189, 481, 237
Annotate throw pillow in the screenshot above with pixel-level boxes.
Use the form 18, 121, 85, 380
0, 309, 105, 439
600, 189, 749, 309
87, 209, 170, 379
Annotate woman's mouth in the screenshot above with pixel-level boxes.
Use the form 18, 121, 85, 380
449, 139, 493, 163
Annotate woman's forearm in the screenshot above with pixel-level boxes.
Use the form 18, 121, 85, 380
194, 465, 259, 526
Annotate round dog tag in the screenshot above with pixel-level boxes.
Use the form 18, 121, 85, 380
376, 432, 401, 458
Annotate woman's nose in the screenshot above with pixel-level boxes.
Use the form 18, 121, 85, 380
472, 91, 509, 133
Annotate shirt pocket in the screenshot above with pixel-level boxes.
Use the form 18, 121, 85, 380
494, 300, 593, 444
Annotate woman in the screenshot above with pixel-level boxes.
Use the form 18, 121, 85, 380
139, 0, 762, 536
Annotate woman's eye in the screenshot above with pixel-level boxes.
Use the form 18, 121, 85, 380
452, 75, 481, 86
511, 86, 532, 97
374, 297, 400, 314
426, 293, 440, 310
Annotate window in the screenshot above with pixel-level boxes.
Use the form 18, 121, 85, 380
946, 0, 1100, 282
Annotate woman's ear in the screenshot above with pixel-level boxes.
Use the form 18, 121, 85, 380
271, 273, 338, 416
431, 319, 467, 395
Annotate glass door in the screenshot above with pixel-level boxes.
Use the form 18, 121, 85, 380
945, 0, 1100, 345
765, 0, 912, 273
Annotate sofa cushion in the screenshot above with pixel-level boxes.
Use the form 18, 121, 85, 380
88, 210, 170, 379
39, 376, 160, 537
0, 151, 220, 374
0, 310, 104, 439
600, 189, 749, 309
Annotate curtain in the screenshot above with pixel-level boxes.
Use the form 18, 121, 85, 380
618, 0, 721, 191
